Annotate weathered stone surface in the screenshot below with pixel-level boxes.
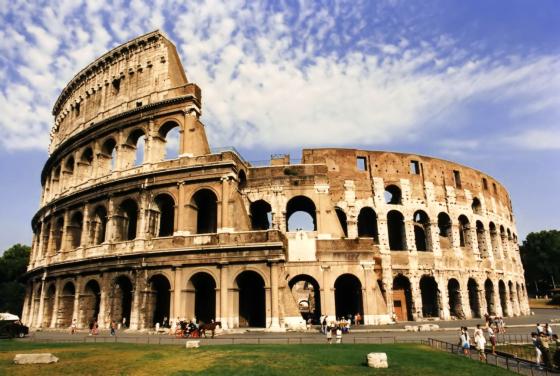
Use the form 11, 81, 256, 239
185, 341, 200, 349
14, 353, 59, 364
367, 353, 388, 368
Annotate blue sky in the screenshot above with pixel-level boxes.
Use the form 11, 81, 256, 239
0, 0, 559, 252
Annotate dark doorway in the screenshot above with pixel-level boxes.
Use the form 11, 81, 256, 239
155, 194, 175, 237
334, 274, 363, 320
82, 280, 101, 326
288, 275, 322, 323
485, 279, 495, 315
448, 279, 463, 319
189, 272, 216, 324
191, 190, 218, 233
499, 280, 509, 316
387, 210, 406, 250
113, 276, 133, 327
358, 207, 378, 242
236, 271, 265, 327
393, 274, 413, 321
59, 282, 75, 328
468, 278, 481, 318
420, 275, 439, 318
150, 275, 171, 326
413, 210, 430, 251
250, 200, 272, 230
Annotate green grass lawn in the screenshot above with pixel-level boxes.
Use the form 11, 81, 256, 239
0, 341, 515, 376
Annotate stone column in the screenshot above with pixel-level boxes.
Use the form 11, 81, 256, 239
106, 196, 116, 241
180, 108, 210, 157
175, 182, 187, 235
130, 272, 143, 330
28, 282, 37, 327
409, 275, 422, 320
460, 284, 472, 319
321, 266, 335, 320
404, 220, 416, 252
361, 262, 376, 324
219, 264, 229, 329
172, 268, 182, 320
377, 218, 390, 254
61, 210, 70, 253
80, 203, 90, 247
36, 273, 47, 328
137, 192, 148, 240
21, 284, 32, 325
437, 276, 450, 320
428, 222, 441, 256
269, 262, 281, 329
50, 279, 61, 328
219, 175, 233, 233
98, 274, 110, 329
72, 276, 81, 325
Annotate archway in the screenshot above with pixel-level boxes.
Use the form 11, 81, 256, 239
413, 210, 430, 251
437, 212, 452, 249
286, 196, 316, 231
334, 274, 363, 320
187, 272, 216, 324
154, 194, 175, 237
58, 282, 75, 328
499, 280, 508, 316
250, 200, 272, 230
116, 199, 138, 241
392, 275, 413, 321
485, 279, 495, 315
419, 275, 439, 318
468, 278, 481, 318
159, 121, 180, 160
68, 212, 83, 248
42, 284, 56, 327
90, 206, 108, 245
149, 275, 171, 327
357, 207, 378, 242
288, 275, 321, 323
476, 221, 487, 256
81, 280, 101, 326
458, 215, 470, 248
191, 189, 218, 234
236, 271, 265, 327
111, 276, 133, 328
387, 210, 406, 250
448, 279, 463, 319
472, 197, 482, 215
384, 185, 402, 204
335, 207, 348, 237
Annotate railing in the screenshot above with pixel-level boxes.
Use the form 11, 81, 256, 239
425, 338, 556, 376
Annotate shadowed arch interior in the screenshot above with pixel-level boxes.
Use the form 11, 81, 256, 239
384, 185, 402, 204
448, 279, 464, 319
154, 194, 175, 237
236, 271, 265, 327
468, 278, 481, 318
82, 280, 101, 327
250, 200, 272, 230
357, 207, 378, 241
112, 276, 133, 327
413, 210, 430, 251
335, 207, 348, 237
387, 210, 406, 250
191, 189, 218, 234
334, 274, 363, 320
149, 274, 171, 327
485, 279, 495, 315
288, 275, 322, 323
58, 282, 75, 328
187, 272, 216, 324
393, 275, 413, 321
419, 275, 439, 318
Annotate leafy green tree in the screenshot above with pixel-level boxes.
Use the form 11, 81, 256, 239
0, 244, 30, 315
520, 230, 560, 295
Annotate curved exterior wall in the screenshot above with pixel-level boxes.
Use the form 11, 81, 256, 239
22, 31, 529, 331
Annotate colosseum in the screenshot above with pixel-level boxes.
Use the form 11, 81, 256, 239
22, 30, 529, 332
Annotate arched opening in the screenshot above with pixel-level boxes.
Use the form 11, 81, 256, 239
357, 207, 378, 242
191, 189, 218, 234
384, 185, 402, 204
387, 210, 406, 250
238, 170, 247, 190
159, 121, 180, 160
126, 129, 145, 166
58, 282, 75, 328
437, 212, 452, 249
485, 279, 495, 315
236, 271, 265, 327
81, 280, 101, 327
472, 197, 482, 215
154, 194, 175, 237
250, 200, 272, 230
90, 206, 107, 245
187, 272, 216, 324
288, 275, 321, 323
489, 222, 500, 258
116, 199, 138, 241
335, 207, 348, 237
64, 156, 75, 189
80, 147, 94, 179
500, 226, 508, 256
41, 221, 50, 257
499, 280, 508, 316
508, 281, 515, 314
101, 138, 117, 172
468, 278, 481, 318
392, 275, 413, 321
458, 215, 470, 248
334, 274, 363, 320
419, 275, 439, 318
111, 276, 133, 328
51, 165, 61, 194
148, 275, 171, 327
286, 195, 316, 231
448, 279, 463, 319
42, 284, 56, 327
516, 282, 522, 310
413, 210, 430, 251
54, 217, 64, 252
476, 221, 488, 256
69, 212, 83, 248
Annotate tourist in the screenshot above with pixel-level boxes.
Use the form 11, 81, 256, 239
538, 332, 552, 369
306, 317, 312, 331
326, 325, 332, 344
336, 326, 342, 344
155, 322, 160, 333
474, 325, 487, 361
552, 334, 560, 368
163, 316, 168, 328
537, 323, 543, 335
110, 320, 116, 336
170, 319, 177, 335
122, 317, 127, 329
321, 316, 327, 334
460, 327, 471, 356
487, 324, 497, 355
92, 320, 99, 335
545, 323, 553, 338
499, 317, 506, 333
355, 312, 361, 326
88, 319, 94, 336
70, 318, 77, 335
531, 332, 543, 369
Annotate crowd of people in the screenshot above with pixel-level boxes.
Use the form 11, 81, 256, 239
532, 323, 559, 370
318, 314, 362, 344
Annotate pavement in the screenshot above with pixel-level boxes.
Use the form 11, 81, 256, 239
18, 308, 560, 346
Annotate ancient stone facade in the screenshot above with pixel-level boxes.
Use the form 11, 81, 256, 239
22, 31, 529, 331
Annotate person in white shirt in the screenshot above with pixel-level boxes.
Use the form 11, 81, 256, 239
474, 324, 487, 361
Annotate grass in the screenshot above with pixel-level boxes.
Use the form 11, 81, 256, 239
529, 298, 560, 309
0, 341, 516, 376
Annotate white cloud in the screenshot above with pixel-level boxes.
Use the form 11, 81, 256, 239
506, 128, 560, 151
0, 0, 559, 154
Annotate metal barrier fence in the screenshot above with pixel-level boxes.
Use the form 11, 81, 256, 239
425, 338, 557, 376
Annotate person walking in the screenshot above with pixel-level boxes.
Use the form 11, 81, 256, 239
326, 325, 332, 344
322, 316, 327, 334
335, 326, 342, 344
70, 318, 77, 335
460, 327, 471, 356
474, 325, 487, 361
539, 332, 553, 369
487, 324, 497, 355
545, 323, 553, 338
110, 320, 116, 336
532, 332, 543, 369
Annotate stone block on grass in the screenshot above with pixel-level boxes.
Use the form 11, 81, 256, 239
14, 353, 59, 364
367, 352, 388, 368
186, 340, 200, 348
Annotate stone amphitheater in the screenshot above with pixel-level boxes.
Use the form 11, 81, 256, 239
22, 30, 529, 331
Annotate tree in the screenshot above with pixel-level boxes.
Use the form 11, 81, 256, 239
0, 244, 30, 315
520, 230, 560, 296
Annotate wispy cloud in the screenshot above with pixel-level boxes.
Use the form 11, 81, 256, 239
0, 0, 559, 154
